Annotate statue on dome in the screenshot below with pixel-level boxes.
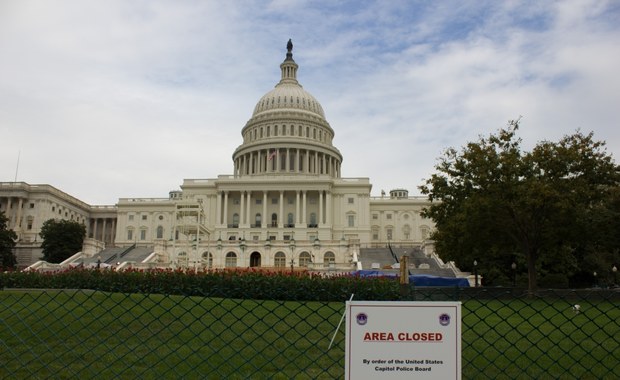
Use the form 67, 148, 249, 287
287, 39, 293, 53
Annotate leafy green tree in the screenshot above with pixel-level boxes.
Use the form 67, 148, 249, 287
420, 121, 619, 293
0, 211, 17, 268
40, 219, 86, 263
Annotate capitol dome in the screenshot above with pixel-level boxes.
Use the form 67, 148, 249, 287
252, 83, 326, 119
251, 39, 325, 119
232, 40, 343, 179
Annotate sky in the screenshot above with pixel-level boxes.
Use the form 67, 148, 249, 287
1, 0, 619, 205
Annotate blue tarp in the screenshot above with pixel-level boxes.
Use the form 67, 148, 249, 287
351, 270, 470, 287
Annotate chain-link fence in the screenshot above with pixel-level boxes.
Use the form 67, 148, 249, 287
1, 287, 618, 379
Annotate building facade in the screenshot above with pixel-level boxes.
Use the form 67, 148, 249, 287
2, 42, 437, 271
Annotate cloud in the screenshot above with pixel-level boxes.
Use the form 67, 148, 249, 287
0, 0, 618, 204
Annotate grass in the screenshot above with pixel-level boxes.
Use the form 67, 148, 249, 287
0, 290, 618, 379
461, 298, 620, 379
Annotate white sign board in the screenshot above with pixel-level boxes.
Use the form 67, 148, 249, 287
345, 301, 461, 379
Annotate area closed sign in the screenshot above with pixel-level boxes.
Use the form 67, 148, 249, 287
345, 301, 461, 379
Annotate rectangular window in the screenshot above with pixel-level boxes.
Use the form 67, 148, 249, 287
288, 197, 294, 205
140, 230, 146, 240
348, 197, 354, 204
386, 214, 392, 220
272, 198, 278, 205
233, 199, 240, 205
30, 203, 35, 209
142, 215, 147, 221
283, 235, 291, 241
372, 214, 378, 220
387, 229, 393, 240
372, 233, 379, 240
255, 199, 262, 205
128, 215, 134, 221
127, 230, 133, 240
347, 215, 355, 227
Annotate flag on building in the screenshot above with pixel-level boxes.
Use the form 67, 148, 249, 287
268, 150, 277, 160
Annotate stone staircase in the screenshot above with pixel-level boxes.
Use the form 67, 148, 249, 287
82, 246, 154, 266
359, 247, 458, 277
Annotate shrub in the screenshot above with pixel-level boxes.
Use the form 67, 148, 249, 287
0, 268, 403, 301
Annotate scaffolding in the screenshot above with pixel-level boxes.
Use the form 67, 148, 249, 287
172, 200, 212, 270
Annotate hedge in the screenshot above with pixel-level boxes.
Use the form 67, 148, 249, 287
0, 268, 403, 301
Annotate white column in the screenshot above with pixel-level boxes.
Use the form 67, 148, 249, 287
326, 191, 332, 226
314, 152, 318, 174
302, 191, 307, 225
246, 191, 252, 226
6, 198, 13, 228
295, 191, 300, 225
111, 218, 117, 244
296, 149, 300, 173
279, 191, 284, 228
15, 198, 23, 230
319, 190, 324, 225
94, 218, 99, 240
216, 192, 222, 225
240, 192, 245, 226
262, 192, 267, 227
103, 219, 108, 244
223, 192, 229, 226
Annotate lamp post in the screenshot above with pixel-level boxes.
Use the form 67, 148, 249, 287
289, 238, 296, 273
96, 255, 101, 270
593, 271, 598, 288
613, 265, 617, 287
511, 262, 517, 287
474, 260, 478, 288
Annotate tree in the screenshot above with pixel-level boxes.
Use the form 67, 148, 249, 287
419, 121, 619, 293
40, 219, 86, 263
0, 211, 17, 268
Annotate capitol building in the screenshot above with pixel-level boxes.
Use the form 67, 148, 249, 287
1, 41, 462, 277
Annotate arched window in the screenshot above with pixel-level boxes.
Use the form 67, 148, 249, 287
250, 252, 261, 267
156, 226, 164, 239
271, 213, 278, 227
225, 252, 237, 268
420, 226, 430, 240
177, 251, 188, 267
202, 252, 213, 268
287, 213, 294, 226
347, 212, 356, 227
274, 252, 286, 267
127, 228, 134, 241
324, 252, 336, 268
255, 213, 262, 227
403, 224, 411, 240
299, 252, 312, 267
232, 213, 239, 227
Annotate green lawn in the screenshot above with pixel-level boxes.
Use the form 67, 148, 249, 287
0, 290, 618, 379
461, 298, 620, 379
